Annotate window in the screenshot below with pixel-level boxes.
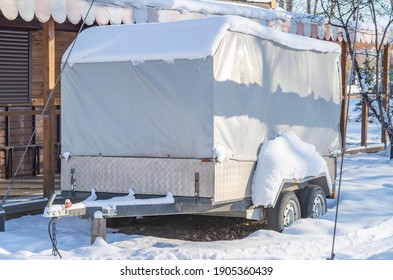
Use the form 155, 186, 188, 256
0, 29, 31, 105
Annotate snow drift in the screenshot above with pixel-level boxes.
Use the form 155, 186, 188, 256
251, 131, 333, 207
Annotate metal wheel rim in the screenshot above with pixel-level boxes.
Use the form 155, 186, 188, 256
312, 194, 325, 218
283, 200, 299, 227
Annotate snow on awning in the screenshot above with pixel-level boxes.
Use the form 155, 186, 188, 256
0, 0, 391, 45
0, 0, 135, 25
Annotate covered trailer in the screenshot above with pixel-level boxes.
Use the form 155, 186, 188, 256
45, 15, 342, 232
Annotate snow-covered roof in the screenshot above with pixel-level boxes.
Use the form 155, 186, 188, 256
0, 0, 391, 45
64, 15, 341, 65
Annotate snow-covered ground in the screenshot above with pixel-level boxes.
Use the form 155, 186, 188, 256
2, 149, 393, 260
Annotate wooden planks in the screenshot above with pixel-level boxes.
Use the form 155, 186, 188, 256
91, 217, 107, 244
0, 26, 73, 180
42, 18, 56, 198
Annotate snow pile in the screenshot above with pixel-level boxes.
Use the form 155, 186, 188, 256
94, 211, 103, 219
60, 152, 72, 161
214, 145, 227, 163
251, 131, 332, 207
83, 188, 98, 201
77, 190, 175, 208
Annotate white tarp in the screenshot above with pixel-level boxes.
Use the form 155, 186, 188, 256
61, 15, 341, 160
212, 29, 341, 159
62, 58, 214, 158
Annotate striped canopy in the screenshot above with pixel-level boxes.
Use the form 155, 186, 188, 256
0, 0, 391, 45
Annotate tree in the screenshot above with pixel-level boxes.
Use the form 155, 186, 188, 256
290, 0, 319, 14
319, 0, 393, 158
277, 0, 294, 12
353, 50, 378, 123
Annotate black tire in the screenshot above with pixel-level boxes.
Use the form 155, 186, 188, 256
266, 191, 301, 232
298, 185, 327, 219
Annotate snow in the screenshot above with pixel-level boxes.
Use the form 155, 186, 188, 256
213, 145, 227, 163
360, 76, 369, 93
43, 189, 175, 218
64, 16, 229, 65
60, 151, 72, 161
95, 0, 287, 20
251, 131, 332, 207
64, 15, 340, 66
94, 211, 103, 219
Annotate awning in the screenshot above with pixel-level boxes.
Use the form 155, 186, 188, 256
0, 0, 391, 45
0, 0, 136, 25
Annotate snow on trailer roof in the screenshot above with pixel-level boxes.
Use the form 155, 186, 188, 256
64, 15, 341, 66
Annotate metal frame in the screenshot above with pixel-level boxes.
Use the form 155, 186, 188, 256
52, 191, 258, 220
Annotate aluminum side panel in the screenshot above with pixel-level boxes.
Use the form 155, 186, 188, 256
61, 157, 214, 198
213, 161, 255, 203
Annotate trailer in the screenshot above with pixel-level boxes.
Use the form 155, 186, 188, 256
44, 15, 342, 233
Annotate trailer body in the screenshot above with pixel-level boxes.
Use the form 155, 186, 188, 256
52, 15, 342, 230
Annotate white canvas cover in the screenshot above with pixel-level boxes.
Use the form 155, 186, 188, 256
61, 15, 341, 160
213, 30, 341, 160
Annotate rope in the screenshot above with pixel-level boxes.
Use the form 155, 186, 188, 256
328, 0, 361, 260
0, 0, 96, 208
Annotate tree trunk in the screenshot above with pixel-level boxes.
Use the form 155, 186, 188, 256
313, 0, 318, 14
330, 0, 337, 17
286, 0, 293, 11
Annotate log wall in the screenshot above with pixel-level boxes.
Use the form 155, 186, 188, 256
0, 30, 75, 179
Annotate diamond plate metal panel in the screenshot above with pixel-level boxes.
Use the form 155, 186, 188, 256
61, 157, 214, 198
213, 160, 255, 203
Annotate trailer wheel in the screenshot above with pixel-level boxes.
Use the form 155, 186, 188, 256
298, 185, 327, 219
266, 191, 301, 232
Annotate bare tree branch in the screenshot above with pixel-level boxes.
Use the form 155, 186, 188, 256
319, 0, 393, 157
